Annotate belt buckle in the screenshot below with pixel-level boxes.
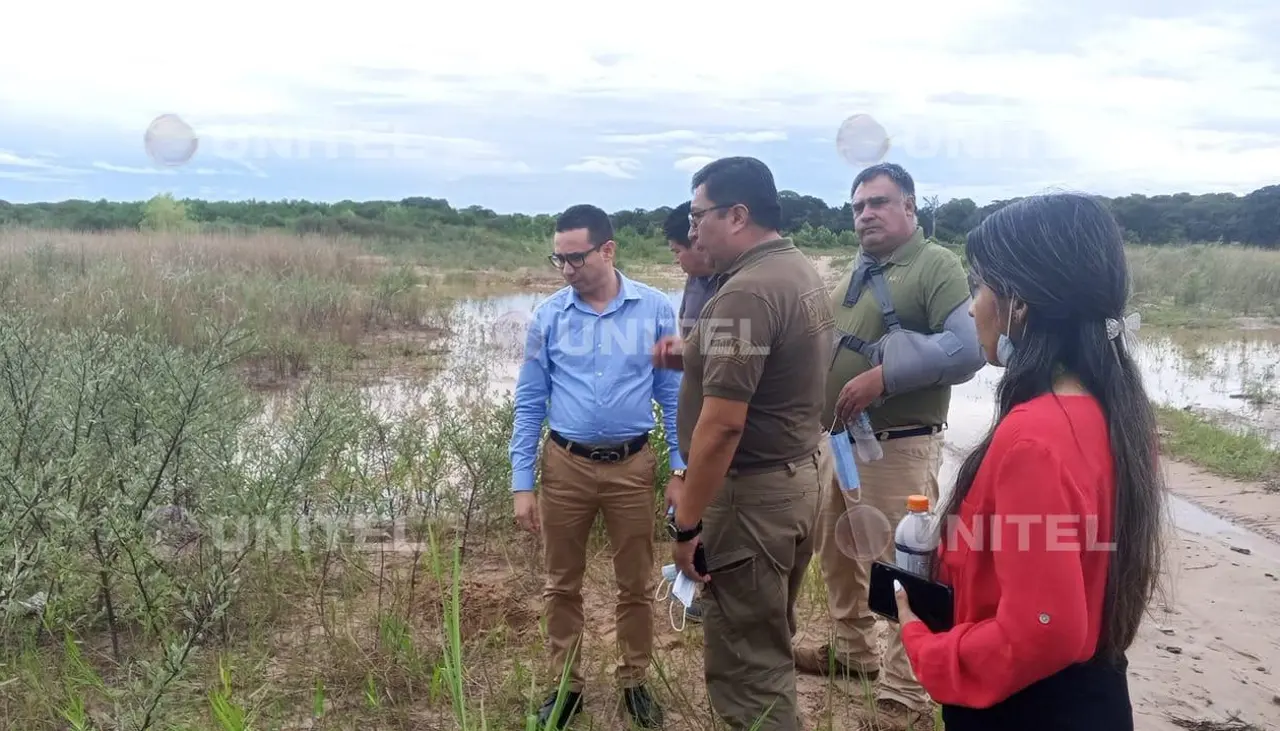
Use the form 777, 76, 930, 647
589, 447, 622, 462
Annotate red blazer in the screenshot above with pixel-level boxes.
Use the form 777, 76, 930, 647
902, 393, 1117, 709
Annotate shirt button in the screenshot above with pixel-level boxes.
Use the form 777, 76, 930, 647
1038, 613, 1050, 625
596, 372, 602, 376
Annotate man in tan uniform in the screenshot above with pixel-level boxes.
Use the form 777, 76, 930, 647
793, 163, 984, 730
657, 156, 835, 731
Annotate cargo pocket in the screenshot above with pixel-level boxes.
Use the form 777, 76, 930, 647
705, 546, 771, 632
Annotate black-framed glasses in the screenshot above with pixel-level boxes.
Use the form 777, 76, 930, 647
548, 242, 605, 269
688, 203, 736, 227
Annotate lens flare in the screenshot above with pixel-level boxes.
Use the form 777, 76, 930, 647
833, 504, 893, 561
836, 113, 890, 167
144, 114, 198, 167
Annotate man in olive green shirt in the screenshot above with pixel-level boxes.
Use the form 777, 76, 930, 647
794, 163, 983, 730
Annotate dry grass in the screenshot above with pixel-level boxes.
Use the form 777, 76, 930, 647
1127, 244, 1280, 326
0, 227, 448, 385
1169, 713, 1265, 731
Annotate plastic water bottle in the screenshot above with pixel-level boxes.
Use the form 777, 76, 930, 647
828, 428, 861, 493
849, 412, 884, 462
895, 495, 937, 578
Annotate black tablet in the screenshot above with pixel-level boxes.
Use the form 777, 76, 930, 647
868, 560, 955, 633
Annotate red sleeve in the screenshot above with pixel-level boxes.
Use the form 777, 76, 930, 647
900, 437, 1095, 708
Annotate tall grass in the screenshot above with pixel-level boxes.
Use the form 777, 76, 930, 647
1126, 243, 1280, 323
0, 228, 444, 384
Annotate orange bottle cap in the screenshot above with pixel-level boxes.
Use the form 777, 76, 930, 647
906, 495, 930, 512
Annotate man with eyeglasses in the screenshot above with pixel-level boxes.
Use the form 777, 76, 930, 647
655, 157, 835, 731
509, 203, 683, 730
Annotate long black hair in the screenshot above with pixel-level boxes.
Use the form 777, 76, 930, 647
941, 192, 1168, 661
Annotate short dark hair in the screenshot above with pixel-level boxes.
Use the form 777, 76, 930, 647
663, 201, 692, 247
555, 203, 614, 245
851, 162, 916, 200
690, 156, 782, 231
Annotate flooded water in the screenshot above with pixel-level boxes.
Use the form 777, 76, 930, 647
436, 289, 1280, 446
399, 288, 1280, 550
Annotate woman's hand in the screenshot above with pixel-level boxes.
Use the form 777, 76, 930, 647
894, 579, 922, 627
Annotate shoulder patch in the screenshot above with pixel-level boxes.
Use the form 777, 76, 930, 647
705, 334, 760, 367
800, 286, 836, 335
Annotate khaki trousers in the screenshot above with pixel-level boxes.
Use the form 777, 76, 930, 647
538, 439, 657, 692
814, 431, 944, 710
701, 448, 825, 731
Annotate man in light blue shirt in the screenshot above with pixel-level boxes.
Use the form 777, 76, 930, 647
510, 203, 682, 730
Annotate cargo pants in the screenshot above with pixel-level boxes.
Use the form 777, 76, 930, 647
813, 431, 944, 710
700, 446, 826, 731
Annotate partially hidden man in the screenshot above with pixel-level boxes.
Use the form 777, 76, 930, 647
509, 204, 683, 730
659, 157, 835, 731
794, 163, 985, 731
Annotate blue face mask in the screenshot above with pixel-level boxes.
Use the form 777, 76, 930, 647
995, 303, 1018, 367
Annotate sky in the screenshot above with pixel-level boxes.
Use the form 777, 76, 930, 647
1, 0, 1278, 214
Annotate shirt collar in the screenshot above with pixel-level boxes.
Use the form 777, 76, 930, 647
842, 227, 926, 308
721, 236, 796, 277
562, 269, 640, 311
859, 226, 926, 269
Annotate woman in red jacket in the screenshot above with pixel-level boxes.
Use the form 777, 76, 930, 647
894, 192, 1168, 730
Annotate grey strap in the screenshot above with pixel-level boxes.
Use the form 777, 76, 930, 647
833, 258, 901, 365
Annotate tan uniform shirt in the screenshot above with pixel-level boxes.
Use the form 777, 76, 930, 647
677, 237, 835, 469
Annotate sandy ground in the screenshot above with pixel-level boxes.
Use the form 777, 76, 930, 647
486, 457, 1280, 730
1123, 460, 1280, 731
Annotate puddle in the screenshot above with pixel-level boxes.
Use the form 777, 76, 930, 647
357, 288, 1280, 550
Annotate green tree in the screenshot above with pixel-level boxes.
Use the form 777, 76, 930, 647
140, 193, 195, 233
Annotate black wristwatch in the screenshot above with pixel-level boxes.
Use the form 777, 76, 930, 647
667, 516, 702, 542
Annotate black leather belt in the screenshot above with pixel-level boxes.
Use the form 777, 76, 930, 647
549, 430, 650, 462
874, 424, 944, 441
835, 422, 945, 441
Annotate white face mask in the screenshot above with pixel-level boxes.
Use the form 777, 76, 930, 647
654, 563, 698, 631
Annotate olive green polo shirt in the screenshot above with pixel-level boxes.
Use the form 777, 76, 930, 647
824, 227, 971, 432
678, 237, 835, 469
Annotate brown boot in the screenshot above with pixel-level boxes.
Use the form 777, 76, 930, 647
793, 643, 880, 681
868, 698, 936, 731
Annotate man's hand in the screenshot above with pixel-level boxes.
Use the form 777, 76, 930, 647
836, 365, 886, 423
664, 474, 685, 513
514, 491, 540, 534
652, 335, 684, 371
672, 535, 709, 584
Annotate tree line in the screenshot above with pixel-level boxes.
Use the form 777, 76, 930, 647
2, 183, 1278, 249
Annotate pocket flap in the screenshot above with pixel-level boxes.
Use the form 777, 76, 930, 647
705, 546, 755, 574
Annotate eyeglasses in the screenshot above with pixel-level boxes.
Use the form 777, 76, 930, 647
688, 203, 736, 227
548, 242, 605, 269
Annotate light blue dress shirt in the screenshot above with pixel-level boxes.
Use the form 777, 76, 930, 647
509, 271, 686, 492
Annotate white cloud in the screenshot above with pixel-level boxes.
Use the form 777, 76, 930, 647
673, 156, 715, 174
565, 156, 641, 179
93, 161, 174, 175
601, 130, 788, 147
0, 150, 91, 181
0, 1, 1277, 199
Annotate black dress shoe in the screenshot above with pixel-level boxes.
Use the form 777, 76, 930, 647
622, 685, 664, 728
537, 689, 583, 729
